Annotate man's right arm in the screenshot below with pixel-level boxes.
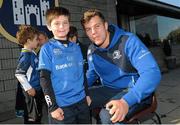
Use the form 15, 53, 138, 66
86, 54, 99, 86
40, 69, 58, 112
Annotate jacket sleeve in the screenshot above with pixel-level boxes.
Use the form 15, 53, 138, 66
40, 69, 58, 112
86, 53, 99, 86
122, 34, 161, 107
15, 54, 32, 91
83, 72, 89, 96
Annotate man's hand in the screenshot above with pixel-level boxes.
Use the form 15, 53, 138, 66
51, 108, 64, 121
27, 88, 36, 96
86, 96, 92, 106
106, 98, 129, 123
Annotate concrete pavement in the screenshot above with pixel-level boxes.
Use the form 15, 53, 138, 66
1, 67, 180, 124
156, 67, 180, 124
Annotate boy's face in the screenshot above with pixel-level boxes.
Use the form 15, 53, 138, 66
28, 35, 39, 49
68, 36, 77, 43
47, 15, 69, 40
38, 34, 48, 46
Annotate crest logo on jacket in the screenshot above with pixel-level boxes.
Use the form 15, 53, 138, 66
34, 58, 38, 64
53, 48, 61, 55
113, 50, 122, 59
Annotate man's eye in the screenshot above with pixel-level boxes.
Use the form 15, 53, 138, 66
86, 28, 90, 32
95, 24, 100, 28
63, 22, 68, 25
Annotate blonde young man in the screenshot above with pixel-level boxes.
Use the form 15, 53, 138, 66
81, 9, 161, 124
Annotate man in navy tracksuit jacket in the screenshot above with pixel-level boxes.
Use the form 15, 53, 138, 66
81, 9, 161, 124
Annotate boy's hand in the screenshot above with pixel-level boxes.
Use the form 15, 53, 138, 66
51, 108, 64, 121
86, 96, 92, 106
27, 88, 36, 96
106, 98, 129, 123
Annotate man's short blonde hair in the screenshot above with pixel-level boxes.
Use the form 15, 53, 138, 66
81, 9, 105, 29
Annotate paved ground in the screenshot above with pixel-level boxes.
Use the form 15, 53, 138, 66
1, 67, 180, 124
156, 67, 180, 124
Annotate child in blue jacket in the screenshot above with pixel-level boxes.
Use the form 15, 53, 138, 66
15, 25, 43, 124
38, 7, 91, 124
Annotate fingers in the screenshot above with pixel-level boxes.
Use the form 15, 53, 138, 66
51, 108, 64, 121
56, 109, 64, 120
110, 108, 125, 123
109, 104, 124, 123
54, 113, 64, 121
58, 108, 64, 115
106, 100, 127, 123
27, 88, 36, 96
106, 101, 113, 111
110, 108, 120, 123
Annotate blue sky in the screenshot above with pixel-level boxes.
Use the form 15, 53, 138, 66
157, 0, 180, 7
157, 0, 180, 39
158, 16, 180, 39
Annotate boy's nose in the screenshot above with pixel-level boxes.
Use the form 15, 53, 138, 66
59, 24, 64, 28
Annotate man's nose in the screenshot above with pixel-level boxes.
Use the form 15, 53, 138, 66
91, 27, 96, 35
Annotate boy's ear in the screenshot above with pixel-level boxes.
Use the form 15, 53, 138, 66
27, 38, 31, 44
47, 25, 52, 31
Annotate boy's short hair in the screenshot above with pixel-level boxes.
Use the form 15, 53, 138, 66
39, 31, 48, 39
68, 26, 78, 39
46, 7, 70, 26
81, 9, 105, 28
16, 25, 39, 45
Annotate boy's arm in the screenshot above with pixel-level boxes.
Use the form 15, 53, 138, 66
40, 69, 58, 112
15, 54, 32, 91
15, 74, 32, 91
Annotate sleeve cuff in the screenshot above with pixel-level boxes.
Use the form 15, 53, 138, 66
122, 91, 139, 107
15, 74, 32, 91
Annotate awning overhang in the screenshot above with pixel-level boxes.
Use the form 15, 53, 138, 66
117, 0, 180, 19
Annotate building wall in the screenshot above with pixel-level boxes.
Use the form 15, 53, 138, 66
0, 34, 21, 121
0, 0, 179, 121
59, 0, 117, 45
0, 0, 117, 121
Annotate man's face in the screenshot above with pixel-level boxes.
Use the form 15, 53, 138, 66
84, 16, 108, 47
47, 15, 69, 40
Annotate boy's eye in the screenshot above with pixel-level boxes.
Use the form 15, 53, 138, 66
54, 22, 59, 26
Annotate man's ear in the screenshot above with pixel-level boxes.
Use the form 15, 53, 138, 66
47, 25, 52, 31
105, 22, 108, 30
